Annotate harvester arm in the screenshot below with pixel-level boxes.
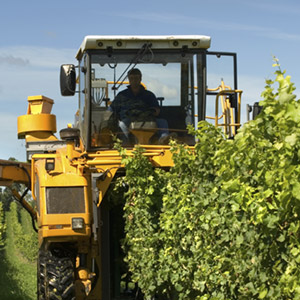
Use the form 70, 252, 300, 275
0, 159, 37, 227
0, 159, 31, 186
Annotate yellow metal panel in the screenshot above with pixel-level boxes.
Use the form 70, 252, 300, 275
43, 213, 91, 226
150, 149, 174, 167
37, 185, 91, 239
38, 230, 91, 246
17, 114, 57, 137
40, 172, 88, 188
87, 147, 174, 168
0, 159, 31, 185
24, 132, 58, 142
96, 167, 118, 207
28, 95, 54, 102
27, 95, 54, 114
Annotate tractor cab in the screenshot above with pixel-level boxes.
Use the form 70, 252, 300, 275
60, 35, 241, 150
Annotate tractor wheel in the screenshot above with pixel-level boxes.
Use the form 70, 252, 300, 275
37, 250, 46, 299
37, 247, 76, 300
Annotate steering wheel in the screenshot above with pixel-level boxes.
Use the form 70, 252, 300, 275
126, 108, 156, 122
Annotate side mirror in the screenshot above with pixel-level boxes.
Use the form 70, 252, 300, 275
252, 102, 262, 119
60, 64, 76, 96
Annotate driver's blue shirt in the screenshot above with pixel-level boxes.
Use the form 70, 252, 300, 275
109, 85, 159, 121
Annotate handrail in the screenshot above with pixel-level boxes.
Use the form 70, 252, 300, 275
214, 89, 242, 136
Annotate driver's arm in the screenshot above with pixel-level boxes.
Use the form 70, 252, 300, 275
147, 90, 160, 116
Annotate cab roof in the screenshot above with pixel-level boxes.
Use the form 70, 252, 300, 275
76, 35, 211, 60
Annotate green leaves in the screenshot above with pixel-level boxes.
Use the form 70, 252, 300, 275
0, 202, 5, 247
8, 202, 37, 262
113, 63, 300, 299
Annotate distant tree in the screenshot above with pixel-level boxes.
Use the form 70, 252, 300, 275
1, 186, 15, 212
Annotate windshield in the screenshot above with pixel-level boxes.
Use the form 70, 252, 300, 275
87, 50, 203, 148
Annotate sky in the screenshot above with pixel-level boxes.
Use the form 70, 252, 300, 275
1, 0, 300, 161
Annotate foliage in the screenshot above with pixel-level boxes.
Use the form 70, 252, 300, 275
114, 146, 167, 298
3, 203, 36, 299
0, 186, 16, 212
9, 201, 37, 263
0, 202, 5, 247
114, 64, 300, 299
0, 157, 31, 212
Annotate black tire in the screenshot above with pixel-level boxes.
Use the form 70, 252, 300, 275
37, 250, 46, 300
37, 247, 76, 300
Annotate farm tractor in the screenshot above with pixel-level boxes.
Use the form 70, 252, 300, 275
0, 35, 242, 299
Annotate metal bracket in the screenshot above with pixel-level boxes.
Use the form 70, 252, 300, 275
91, 173, 101, 241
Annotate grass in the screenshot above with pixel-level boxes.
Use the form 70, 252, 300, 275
0, 247, 26, 300
0, 207, 37, 300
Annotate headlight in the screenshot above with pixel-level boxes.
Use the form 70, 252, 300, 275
72, 217, 84, 229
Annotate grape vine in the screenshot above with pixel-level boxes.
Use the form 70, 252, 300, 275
0, 202, 5, 247
9, 202, 37, 262
113, 64, 300, 299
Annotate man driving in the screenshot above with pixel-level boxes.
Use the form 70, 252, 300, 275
109, 68, 169, 142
